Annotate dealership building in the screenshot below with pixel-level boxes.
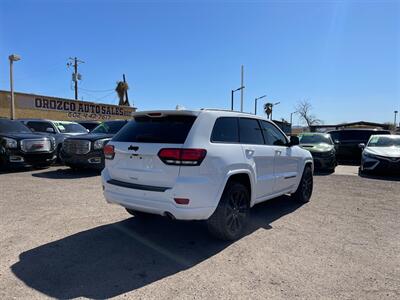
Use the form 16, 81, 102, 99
0, 90, 136, 121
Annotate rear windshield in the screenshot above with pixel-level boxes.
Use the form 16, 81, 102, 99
113, 115, 196, 144
330, 130, 390, 142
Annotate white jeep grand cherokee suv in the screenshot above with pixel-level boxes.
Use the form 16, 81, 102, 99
101, 109, 313, 240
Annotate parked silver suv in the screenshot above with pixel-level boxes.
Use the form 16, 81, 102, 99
19, 119, 88, 160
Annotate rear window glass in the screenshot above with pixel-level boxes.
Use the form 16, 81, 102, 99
211, 117, 239, 143
331, 130, 390, 142
113, 115, 196, 144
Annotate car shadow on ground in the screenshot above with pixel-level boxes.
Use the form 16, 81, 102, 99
32, 168, 100, 179
337, 160, 360, 166
313, 169, 335, 176
11, 195, 303, 299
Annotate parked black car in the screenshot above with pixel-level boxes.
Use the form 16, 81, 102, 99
0, 119, 57, 170
329, 129, 391, 162
77, 120, 101, 132
60, 120, 128, 170
298, 132, 337, 171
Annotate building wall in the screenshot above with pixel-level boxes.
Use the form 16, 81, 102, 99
0, 91, 136, 121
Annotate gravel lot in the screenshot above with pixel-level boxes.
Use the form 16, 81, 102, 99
0, 166, 399, 299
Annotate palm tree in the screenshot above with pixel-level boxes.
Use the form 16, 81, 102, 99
115, 81, 129, 106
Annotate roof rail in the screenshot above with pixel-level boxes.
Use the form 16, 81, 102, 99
200, 108, 255, 116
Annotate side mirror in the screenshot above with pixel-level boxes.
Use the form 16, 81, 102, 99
358, 143, 365, 149
46, 127, 55, 133
289, 136, 299, 146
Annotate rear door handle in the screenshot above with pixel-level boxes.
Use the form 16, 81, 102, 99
275, 150, 282, 156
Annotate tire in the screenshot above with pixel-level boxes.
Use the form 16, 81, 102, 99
125, 208, 154, 219
56, 145, 63, 164
327, 167, 335, 173
292, 165, 313, 203
207, 181, 250, 241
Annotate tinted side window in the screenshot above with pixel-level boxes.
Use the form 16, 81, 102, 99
260, 121, 288, 146
27, 121, 53, 133
211, 117, 239, 143
239, 118, 264, 145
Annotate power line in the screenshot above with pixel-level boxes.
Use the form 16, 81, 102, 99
79, 87, 114, 93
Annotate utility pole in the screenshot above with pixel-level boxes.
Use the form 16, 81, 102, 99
395, 110, 398, 128
240, 65, 244, 112
68, 57, 84, 100
9, 54, 21, 120
123, 74, 130, 106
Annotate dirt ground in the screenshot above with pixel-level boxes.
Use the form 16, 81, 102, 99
0, 166, 399, 299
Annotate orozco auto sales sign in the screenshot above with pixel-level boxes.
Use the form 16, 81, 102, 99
1, 91, 135, 120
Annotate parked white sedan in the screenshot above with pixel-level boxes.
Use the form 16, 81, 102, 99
359, 135, 400, 174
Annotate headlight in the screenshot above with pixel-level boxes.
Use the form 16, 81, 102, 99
93, 138, 110, 150
49, 137, 56, 149
3, 137, 18, 149
363, 151, 376, 159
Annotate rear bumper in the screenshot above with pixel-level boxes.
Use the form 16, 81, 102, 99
101, 168, 218, 220
60, 149, 104, 170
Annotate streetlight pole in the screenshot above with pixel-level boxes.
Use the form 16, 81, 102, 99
8, 54, 21, 120
395, 110, 398, 128
270, 102, 280, 120
240, 65, 244, 112
231, 86, 244, 111
254, 95, 267, 115
290, 111, 297, 134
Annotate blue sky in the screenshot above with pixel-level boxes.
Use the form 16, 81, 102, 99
0, 0, 399, 125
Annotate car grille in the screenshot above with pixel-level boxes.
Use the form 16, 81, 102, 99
20, 139, 51, 153
311, 151, 334, 158
63, 140, 91, 154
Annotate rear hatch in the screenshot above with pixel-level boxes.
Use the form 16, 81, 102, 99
106, 112, 198, 188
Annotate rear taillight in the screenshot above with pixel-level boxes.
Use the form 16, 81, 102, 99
103, 144, 115, 160
158, 148, 207, 166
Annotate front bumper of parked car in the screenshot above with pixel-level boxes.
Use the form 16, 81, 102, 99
361, 154, 400, 174
310, 151, 337, 170
1, 149, 57, 168
60, 149, 105, 170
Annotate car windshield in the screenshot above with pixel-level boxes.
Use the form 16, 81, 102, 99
368, 136, 400, 147
54, 122, 87, 133
91, 121, 126, 134
0, 119, 32, 133
299, 134, 332, 145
